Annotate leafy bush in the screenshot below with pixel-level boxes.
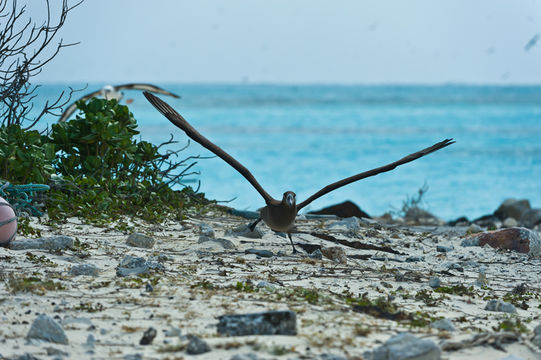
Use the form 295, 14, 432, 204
0, 98, 209, 225
0, 124, 55, 184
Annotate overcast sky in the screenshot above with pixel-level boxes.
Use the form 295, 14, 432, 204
27, 0, 541, 84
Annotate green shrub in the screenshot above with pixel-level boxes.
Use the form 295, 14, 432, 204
1, 98, 209, 225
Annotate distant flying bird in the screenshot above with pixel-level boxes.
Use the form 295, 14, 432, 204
59, 83, 180, 122
524, 33, 539, 52
144, 91, 454, 253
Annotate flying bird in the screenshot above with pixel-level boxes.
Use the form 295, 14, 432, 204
144, 91, 454, 253
59, 83, 180, 122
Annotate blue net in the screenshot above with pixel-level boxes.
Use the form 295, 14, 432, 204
0, 181, 50, 217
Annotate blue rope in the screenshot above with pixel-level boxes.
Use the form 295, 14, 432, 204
0, 181, 50, 216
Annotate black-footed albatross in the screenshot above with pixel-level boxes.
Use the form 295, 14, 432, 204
59, 83, 180, 122
144, 91, 454, 253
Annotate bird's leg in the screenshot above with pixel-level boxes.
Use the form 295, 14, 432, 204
288, 233, 297, 253
248, 218, 262, 232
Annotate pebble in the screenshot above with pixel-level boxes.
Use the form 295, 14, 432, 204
126, 233, 156, 248
367, 332, 441, 360
245, 248, 274, 258
436, 245, 453, 253
225, 225, 264, 239
429, 277, 441, 288
405, 255, 424, 262
164, 326, 182, 337
116, 256, 149, 277
466, 223, 483, 234
230, 353, 260, 360
321, 246, 347, 264
503, 217, 518, 228
485, 299, 517, 313
327, 217, 362, 231
85, 334, 96, 349
431, 318, 455, 332
26, 314, 69, 345
45, 347, 69, 356
139, 327, 157, 345
532, 324, 541, 348
10, 235, 73, 251
464, 227, 541, 256
217, 310, 297, 336
199, 223, 215, 238
186, 335, 211, 355
69, 263, 99, 276
198, 236, 236, 249
256, 281, 277, 289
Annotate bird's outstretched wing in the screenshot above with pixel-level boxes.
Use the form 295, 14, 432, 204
297, 139, 455, 211
58, 89, 103, 122
143, 92, 274, 204
114, 83, 180, 98
59, 83, 180, 122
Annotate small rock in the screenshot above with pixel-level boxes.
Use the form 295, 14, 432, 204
85, 334, 96, 349
533, 325, 541, 348
10, 235, 73, 251
217, 310, 297, 336
495, 199, 531, 221
473, 214, 501, 229
441, 262, 463, 272
436, 245, 453, 253
145, 283, 153, 292
405, 255, 424, 262
520, 208, 541, 229
369, 332, 441, 360
327, 217, 362, 231
46, 347, 69, 356
124, 354, 143, 360
429, 277, 441, 288
257, 281, 276, 289
431, 318, 455, 332
26, 314, 68, 344
321, 246, 347, 264
230, 353, 260, 360
485, 299, 517, 313
186, 335, 211, 355
466, 223, 483, 234
127, 233, 155, 249
319, 354, 347, 360
503, 217, 518, 228
464, 227, 541, 256
69, 263, 99, 277
139, 327, 157, 345
309, 249, 323, 259
245, 248, 274, 258
116, 255, 149, 277
309, 200, 370, 219
164, 326, 182, 337
225, 225, 264, 239
198, 236, 236, 249
199, 223, 215, 238
534, 324, 541, 336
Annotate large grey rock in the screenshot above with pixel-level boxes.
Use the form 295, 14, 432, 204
485, 299, 517, 313
126, 233, 155, 248
369, 332, 441, 360
69, 263, 99, 276
308, 200, 370, 219
405, 207, 443, 226
10, 235, 73, 251
217, 310, 297, 336
520, 209, 541, 229
26, 314, 68, 344
494, 199, 531, 221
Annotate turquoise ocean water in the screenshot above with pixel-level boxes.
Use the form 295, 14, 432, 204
34, 84, 541, 220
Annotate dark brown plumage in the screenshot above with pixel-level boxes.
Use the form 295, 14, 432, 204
144, 91, 454, 253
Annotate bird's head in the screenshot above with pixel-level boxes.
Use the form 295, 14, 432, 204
282, 191, 296, 208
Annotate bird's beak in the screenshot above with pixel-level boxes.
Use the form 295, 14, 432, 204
286, 194, 295, 207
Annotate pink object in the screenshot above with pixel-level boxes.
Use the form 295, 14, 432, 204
0, 196, 17, 246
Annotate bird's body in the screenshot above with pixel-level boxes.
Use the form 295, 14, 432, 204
143, 91, 454, 253
59, 83, 180, 122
